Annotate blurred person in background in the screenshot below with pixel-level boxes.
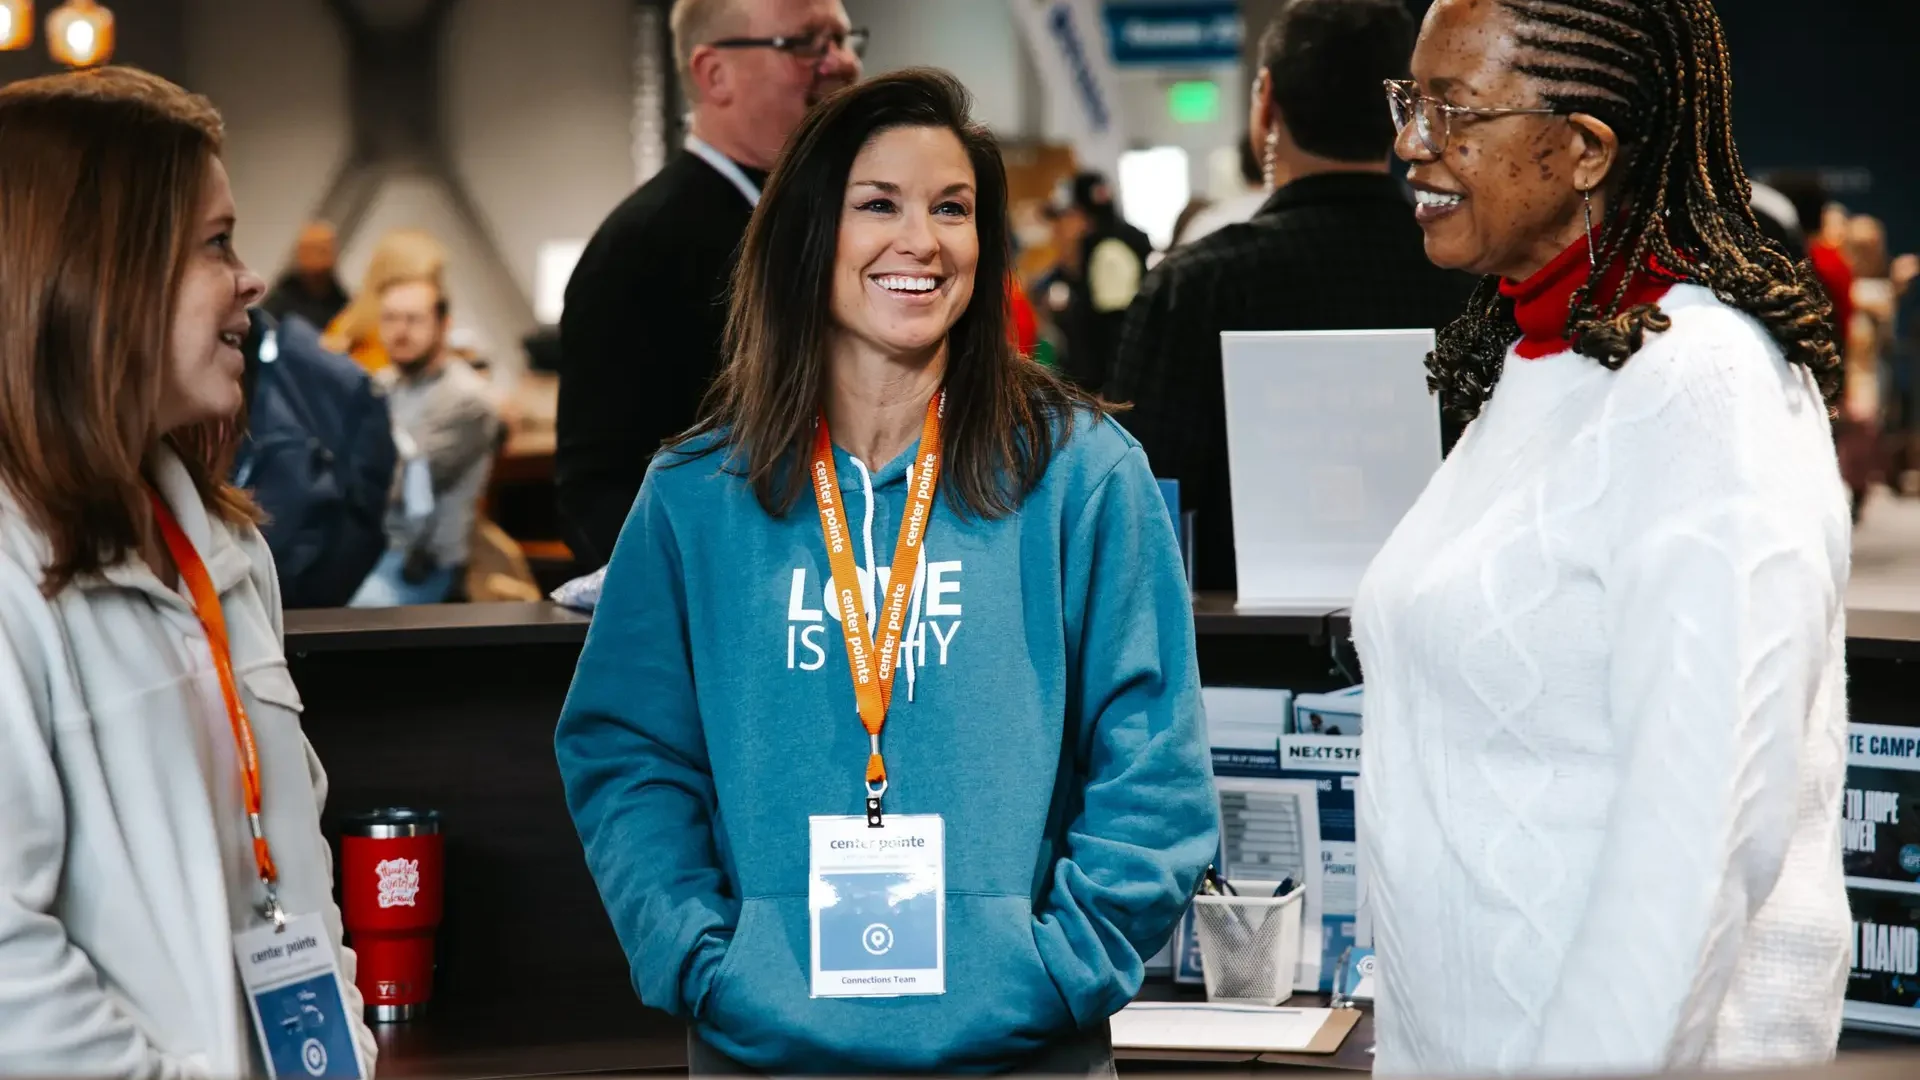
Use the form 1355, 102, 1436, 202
1888, 253, 1920, 489
558, 0, 863, 571
1175, 139, 1268, 246
349, 274, 502, 607
1109, 0, 1473, 595
1358, 0, 1849, 1072
1770, 172, 1872, 518
263, 220, 351, 333
234, 308, 398, 609
1748, 179, 1804, 255
0, 67, 375, 1074
323, 227, 449, 375
1168, 195, 1214, 251
1768, 171, 1854, 333
1045, 171, 1151, 394
1843, 215, 1895, 508
556, 69, 1215, 1075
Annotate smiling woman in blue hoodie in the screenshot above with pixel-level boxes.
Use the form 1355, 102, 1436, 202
555, 68, 1218, 1074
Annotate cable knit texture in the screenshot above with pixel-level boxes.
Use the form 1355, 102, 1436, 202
1354, 285, 1852, 1075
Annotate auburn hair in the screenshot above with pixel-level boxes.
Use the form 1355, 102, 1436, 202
0, 66, 257, 594
675, 67, 1110, 518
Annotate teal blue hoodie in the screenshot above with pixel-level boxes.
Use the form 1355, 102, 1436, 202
555, 410, 1217, 1073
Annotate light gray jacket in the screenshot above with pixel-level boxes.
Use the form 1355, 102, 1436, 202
0, 448, 376, 1077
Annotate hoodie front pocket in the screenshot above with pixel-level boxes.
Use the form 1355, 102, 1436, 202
696, 893, 1075, 1073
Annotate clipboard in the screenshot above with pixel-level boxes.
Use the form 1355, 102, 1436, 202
1109, 1002, 1362, 1056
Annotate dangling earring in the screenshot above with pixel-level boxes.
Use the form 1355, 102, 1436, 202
1262, 129, 1279, 189
1582, 189, 1596, 272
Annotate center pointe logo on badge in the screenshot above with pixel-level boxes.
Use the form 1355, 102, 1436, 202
374, 858, 421, 908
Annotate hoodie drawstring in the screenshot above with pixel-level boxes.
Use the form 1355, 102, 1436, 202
851, 456, 926, 704
850, 457, 880, 635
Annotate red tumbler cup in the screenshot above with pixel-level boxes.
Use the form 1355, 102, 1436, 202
340, 808, 443, 1022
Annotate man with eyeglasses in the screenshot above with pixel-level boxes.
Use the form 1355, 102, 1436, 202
558, 0, 863, 570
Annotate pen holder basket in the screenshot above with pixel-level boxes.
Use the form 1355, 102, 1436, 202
1189, 886, 1305, 1007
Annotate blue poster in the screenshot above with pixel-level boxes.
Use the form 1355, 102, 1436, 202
1104, 3, 1241, 67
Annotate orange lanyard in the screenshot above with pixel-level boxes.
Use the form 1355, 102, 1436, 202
810, 391, 944, 826
149, 492, 286, 927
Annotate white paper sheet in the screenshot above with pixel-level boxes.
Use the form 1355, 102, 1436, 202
1110, 1002, 1336, 1052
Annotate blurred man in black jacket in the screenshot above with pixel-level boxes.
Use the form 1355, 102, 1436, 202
557, 0, 863, 568
1108, 0, 1475, 594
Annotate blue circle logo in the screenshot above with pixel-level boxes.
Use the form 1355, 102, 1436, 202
862, 922, 895, 956
1899, 844, 1920, 877
301, 1038, 328, 1077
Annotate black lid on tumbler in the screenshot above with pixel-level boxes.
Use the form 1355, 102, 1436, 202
341, 807, 441, 838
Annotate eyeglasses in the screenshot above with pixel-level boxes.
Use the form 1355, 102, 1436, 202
1384, 79, 1562, 157
709, 27, 869, 62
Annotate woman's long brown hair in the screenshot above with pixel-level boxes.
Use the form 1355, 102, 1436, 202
672, 68, 1110, 519
0, 66, 256, 594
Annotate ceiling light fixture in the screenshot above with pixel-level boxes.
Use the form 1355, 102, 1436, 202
46, 0, 112, 68
0, 0, 32, 52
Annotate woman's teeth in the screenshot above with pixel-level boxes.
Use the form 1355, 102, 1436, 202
1414, 189, 1464, 210
875, 274, 938, 294
219, 331, 244, 348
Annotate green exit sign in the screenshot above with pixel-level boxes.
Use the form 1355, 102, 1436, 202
1167, 80, 1220, 125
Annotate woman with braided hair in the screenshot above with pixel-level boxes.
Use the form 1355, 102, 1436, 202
1353, 0, 1850, 1073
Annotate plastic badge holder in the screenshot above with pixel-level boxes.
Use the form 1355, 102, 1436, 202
1189, 884, 1305, 1007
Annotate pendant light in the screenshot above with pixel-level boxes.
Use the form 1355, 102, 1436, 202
0, 0, 32, 52
46, 0, 111, 68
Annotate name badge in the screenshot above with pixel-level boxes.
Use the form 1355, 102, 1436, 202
233, 914, 365, 1079
808, 814, 946, 998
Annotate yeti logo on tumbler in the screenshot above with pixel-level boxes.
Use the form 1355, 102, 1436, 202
374, 858, 421, 908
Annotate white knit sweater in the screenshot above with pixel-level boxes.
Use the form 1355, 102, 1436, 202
1354, 285, 1852, 1075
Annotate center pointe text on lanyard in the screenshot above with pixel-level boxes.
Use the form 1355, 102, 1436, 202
150, 491, 288, 930
810, 391, 944, 828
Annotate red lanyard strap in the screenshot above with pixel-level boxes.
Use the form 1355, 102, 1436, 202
809, 391, 944, 824
149, 492, 284, 926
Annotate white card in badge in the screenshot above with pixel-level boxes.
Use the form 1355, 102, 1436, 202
809, 814, 945, 998
234, 914, 365, 1080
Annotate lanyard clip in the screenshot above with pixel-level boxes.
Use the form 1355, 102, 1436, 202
262, 884, 288, 933
865, 735, 887, 828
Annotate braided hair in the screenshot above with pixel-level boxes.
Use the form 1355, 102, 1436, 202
1428, 0, 1841, 422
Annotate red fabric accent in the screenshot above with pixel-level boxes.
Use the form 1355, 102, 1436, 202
1007, 276, 1040, 357
1807, 240, 1855, 335
1499, 234, 1676, 359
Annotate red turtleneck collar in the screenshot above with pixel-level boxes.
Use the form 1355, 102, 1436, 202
1498, 234, 1678, 359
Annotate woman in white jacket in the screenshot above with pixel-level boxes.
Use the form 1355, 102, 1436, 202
1358, 0, 1850, 1075
0, 68, 376, 1076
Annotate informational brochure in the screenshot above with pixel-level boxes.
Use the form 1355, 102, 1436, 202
1277, 732, 1360, 992
1843, 722, 1920, 1034
1212, 775, 1325, 991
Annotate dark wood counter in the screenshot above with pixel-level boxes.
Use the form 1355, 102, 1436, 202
1843, 605, 1920, 660
286, 601, 589, 653
286, 597, 1920, 1076
285, 595, 1920, 659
